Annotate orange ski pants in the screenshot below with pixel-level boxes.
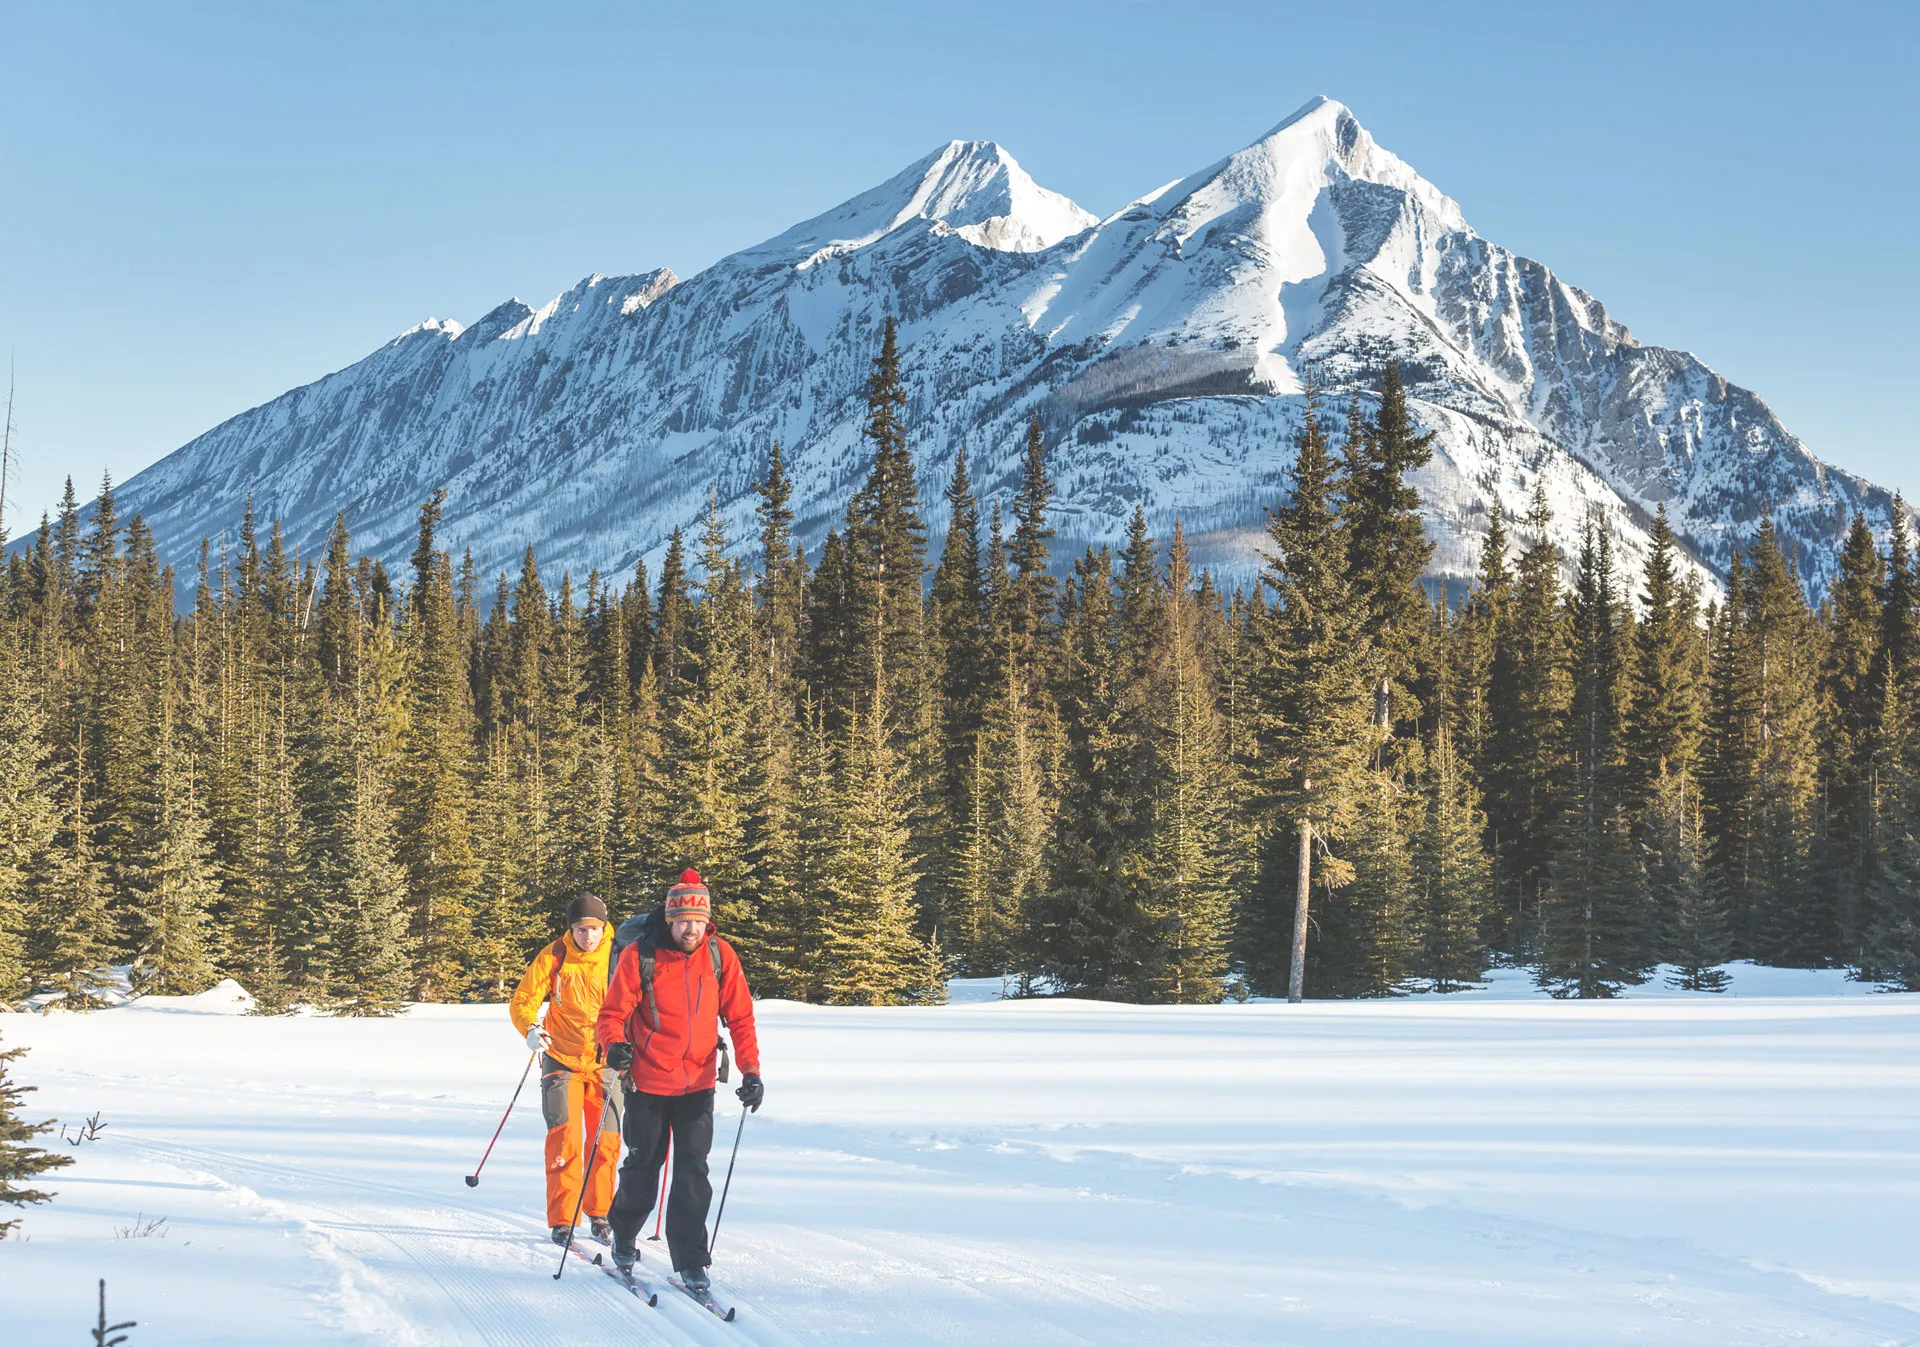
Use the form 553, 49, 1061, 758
540, 1058, 623, 1226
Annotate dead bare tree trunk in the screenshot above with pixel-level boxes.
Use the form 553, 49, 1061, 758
1288, 812, 1312, 1003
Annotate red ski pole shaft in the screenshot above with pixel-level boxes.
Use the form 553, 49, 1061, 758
465, 1050, 537, 1187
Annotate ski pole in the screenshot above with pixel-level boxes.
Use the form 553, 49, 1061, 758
553, 1085, 615, 1280
465, 1050, 537, 1187
648, 1133, 670, 1240
708, 1107, 749, 1255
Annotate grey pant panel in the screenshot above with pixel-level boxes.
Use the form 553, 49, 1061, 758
541, 1055, 625, 1133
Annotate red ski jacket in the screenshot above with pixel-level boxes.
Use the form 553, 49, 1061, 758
596, 924, 761, 1096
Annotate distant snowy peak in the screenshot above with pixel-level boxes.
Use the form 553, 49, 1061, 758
84, 96, 1912, 610
753, 139, 1097, 268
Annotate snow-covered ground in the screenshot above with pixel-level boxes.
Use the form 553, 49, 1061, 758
2, 968, 1916, 1345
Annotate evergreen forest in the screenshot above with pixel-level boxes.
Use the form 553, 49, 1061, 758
4, 321, 1919, 1010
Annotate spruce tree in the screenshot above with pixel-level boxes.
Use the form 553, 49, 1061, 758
1860, 506, 1920, 982
978, 498, 1055, 978
822, 682, 942, 1005
130, 710, 218, 994
662, 501, 756, 916
1484, 483, 1569, 947
1039, 546, 1154, 998
843, 315, 930, 748
333, 720, 412, 1014
1454, 497, 1512, 781
394, 490, 481, 999
1740, 518, 1826, 963
928, 446, 992, 964
0, 1036, 70, 1237
1656, 773, 1729, 991
0, 626, 59, 1000
1142, 522, 1233, 1003
1248, 388, 1374, 1000
1537, 517, 1646, 997
1625, 505, 1706, 944
1339, 366, 1436, 727
1818, 513, 1885, 951
1413, 723, 1492, 991
1008, 413, 1058, 657
30, 766, 115, 1008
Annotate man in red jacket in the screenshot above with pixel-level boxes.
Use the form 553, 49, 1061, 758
596, 869, 763, 1293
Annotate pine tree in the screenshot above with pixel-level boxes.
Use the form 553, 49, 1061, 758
0, 1036, 71, 1237
1413, 723, 1492, 991
662, 500, 756, 915
1039, 545, 1155, 998
1655, 773, 1728, 991
0, 625, 59, 1001
821, 682, 942, 1005
30, 764, 115, 1008
393, 490, 481, 999
1740, 518, 1826, 964
977, 497, 1055, 979
129, 707, 218, 994
1008, 413, 1058, 658
1339, 367, 1436, 730
1454, 497, 1512, 780
1311, 775, 1416, 996
1537, 516, 1646, 997
843, 315, 930, 747
928, 446, 992, 964
332, 598, 414, 1014
1247, 388, 1375, 1000
1484, 482, 1569, 947
1143, 523, 1233, 1003
1818, 513, 1885, 952
1625, 505, 1706, 944
1860, 505, 1920, 983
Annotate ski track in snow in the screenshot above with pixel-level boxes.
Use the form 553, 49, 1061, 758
3, 980, 1919, 1345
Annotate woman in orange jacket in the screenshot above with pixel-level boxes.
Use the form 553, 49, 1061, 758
596, 870, 762, 1294
508, 893, 622, 1244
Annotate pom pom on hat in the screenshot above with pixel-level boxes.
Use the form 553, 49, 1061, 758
666, 868, 711, 923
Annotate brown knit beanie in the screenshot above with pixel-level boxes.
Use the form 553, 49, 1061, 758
566, 893, 609, 926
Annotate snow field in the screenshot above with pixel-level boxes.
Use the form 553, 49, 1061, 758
1, 973, 1917, 1345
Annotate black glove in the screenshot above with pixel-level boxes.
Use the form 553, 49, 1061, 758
605, 1042, 633, 1072
735, 1072, 763, 1113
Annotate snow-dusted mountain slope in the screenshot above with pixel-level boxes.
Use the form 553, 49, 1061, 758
92, 99, 1910, 596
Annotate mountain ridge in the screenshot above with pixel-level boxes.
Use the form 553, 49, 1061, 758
55, 97, 1911, 600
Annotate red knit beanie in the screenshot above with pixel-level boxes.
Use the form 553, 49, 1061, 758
665, 869, 711, 923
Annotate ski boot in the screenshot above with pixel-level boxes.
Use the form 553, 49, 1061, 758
549, 1224, 573, 1246
676, 1266, 711, 1294
589, 1215, 612, 1243
612, 1241, 638, 1275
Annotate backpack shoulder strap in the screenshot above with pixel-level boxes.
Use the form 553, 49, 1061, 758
638, 946, 660, 1032
546, 937, 567, 1003
709, 935, 724, 984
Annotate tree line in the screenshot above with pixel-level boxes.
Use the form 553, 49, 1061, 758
2, 319, 1916, 1010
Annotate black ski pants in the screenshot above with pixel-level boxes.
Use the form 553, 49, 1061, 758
608, 1086, 714, 1271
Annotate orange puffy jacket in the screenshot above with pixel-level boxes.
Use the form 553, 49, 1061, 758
508, 929, 613, 1074
596, 918, 760, 1096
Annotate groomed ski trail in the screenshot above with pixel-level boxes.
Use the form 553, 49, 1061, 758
118, 1136, 793, 1346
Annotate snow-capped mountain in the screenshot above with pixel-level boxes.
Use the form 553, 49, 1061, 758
89, 98, 1909, 598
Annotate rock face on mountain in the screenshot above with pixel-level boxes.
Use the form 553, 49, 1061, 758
98, 98, 1907, 597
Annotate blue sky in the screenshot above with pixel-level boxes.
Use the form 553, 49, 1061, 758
3, 0, 1915, 532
